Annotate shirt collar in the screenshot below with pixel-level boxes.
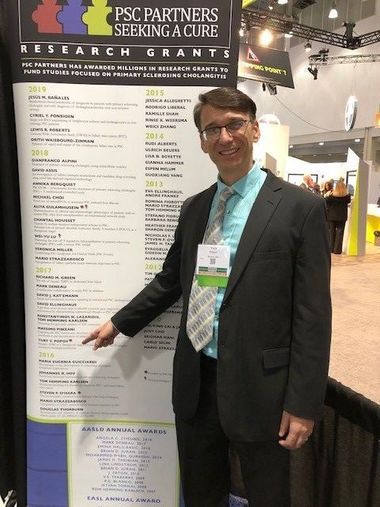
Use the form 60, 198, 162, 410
216, 161, 262, 198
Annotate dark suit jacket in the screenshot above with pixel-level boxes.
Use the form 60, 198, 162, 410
112, 169, 332, 442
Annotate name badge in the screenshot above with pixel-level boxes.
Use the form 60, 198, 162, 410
196, 244, 230, 287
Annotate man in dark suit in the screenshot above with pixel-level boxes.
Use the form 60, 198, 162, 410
83, 88, 331, 507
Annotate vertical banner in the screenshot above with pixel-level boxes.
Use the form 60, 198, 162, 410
345, 149, 369, 256
6, 1, 241, 506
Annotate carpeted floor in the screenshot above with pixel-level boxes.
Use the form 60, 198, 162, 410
329, 242, 380, 405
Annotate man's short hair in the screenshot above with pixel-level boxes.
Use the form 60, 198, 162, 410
193, 87, 257, 131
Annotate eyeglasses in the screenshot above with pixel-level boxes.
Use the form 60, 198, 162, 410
200, 119, 251, 141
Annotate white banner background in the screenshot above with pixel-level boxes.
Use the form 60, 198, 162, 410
14, 82, 218, 506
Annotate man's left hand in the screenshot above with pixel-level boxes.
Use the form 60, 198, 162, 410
278, 410, 314, 450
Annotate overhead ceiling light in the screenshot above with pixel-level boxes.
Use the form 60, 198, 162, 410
318, 142, 325, 146
278, 0, 288, 4
289, 145, 294, 148
328, 1, 338, 19
354, 138, 361, 143
259, 29, 273, 46
304, 41, 312, 52
258, 113, 281, 125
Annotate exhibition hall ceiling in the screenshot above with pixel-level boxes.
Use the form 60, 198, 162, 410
290, 136, 380, 164
245, 0, 376, 31
290, 138, 364, 163
244, 0, 377, 48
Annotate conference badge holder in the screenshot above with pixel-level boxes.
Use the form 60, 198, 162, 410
196, 244, 230, 288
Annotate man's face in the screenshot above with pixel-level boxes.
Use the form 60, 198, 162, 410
199, 105, 260, 183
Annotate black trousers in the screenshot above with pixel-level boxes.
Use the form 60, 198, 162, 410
328, 220, 346, 254
175, 354, 290, 507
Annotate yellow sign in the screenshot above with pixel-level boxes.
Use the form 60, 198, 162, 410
242, 0, 256, 7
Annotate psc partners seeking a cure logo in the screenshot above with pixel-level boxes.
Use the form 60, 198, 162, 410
30, 1, 221, 38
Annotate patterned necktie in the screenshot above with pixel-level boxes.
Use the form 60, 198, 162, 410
186, 186, 234, 352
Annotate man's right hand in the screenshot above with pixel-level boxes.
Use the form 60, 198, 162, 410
82, 320, 120, 350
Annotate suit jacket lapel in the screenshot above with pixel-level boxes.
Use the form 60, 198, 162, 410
224, 171, 283, 302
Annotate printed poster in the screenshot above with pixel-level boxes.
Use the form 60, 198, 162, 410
6, 1, 241, 505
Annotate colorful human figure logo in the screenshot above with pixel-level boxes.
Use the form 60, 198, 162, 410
32, 0, 113, 36
57, 0, 87, 35
82, 0, 112, 36
32, 0, 63, 34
